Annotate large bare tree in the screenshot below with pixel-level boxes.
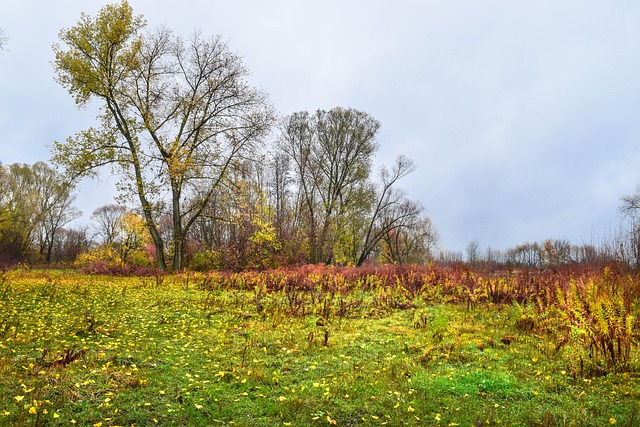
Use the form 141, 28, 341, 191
279, 107, 379, 264
355, 155, 425, 266
52, 2, 274, 270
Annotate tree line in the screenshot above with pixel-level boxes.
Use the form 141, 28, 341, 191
0, 141, 436, 270
436, 226, 640, 269
0, 162, 81, 264
3, 1, 433, 272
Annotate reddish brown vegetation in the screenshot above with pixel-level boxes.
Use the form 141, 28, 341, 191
76, 261, 640, 374
192, 262, 640, 374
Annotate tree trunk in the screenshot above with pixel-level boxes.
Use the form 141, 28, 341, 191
45, 234, 54, 263
150, 227, 167, 272
172, 239, 183, 271
139, 201, 166, 271
172, 185, 183, 271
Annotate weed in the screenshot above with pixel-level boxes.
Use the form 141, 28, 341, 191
555, 272, 640, 373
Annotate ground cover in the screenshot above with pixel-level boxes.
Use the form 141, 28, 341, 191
0, 267, 638, 426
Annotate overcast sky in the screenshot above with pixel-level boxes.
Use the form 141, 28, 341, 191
2, 1, 640, 254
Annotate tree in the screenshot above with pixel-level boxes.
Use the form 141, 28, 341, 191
0, 164, 12, 226
465, 239, 480, 264
91, 204, 126, 246
90, 204, 147, 263
1, 163, 41, 258
276, 109, 437, 267
0, 165, 30, 263
186, 158, 283, 271
620, 188, 640, 266
540, 239, 573, 266
267, 152, 293, 241
52, 1, 274, 271
279, 107, 379, 264
354, 155, 419, 266
32, 162, 82, 262
0, 28, 7, 51
621, 187, 640, 214
51, 227, 90, 262
504, 242, 542, 267
380, 214, 438, 265
117, 211, 150, 263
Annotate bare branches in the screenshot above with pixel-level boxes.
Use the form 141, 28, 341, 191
620, 187, 640, 216
278, 108, 380, 264
0, 28, 8, 52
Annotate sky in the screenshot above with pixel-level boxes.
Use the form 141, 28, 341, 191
2, 0, 640, 255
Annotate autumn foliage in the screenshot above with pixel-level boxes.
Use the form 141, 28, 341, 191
181, 263, 640, 375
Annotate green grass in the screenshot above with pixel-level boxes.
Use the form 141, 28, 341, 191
0, 269, 638, 426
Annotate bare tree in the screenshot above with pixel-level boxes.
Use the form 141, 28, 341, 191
268, 152, 293, 241
504, 242, 542, 267
379, 202, 434, 265
51, 227, 90, 262
279, 107, 379, 264
91, 204, 126, 246
32, 162, 82, 262
52, 2, 274, 271
0, 28, 7, 51
355, 155, 420, 266
621, 187, 640, 214
465, 239, 480, 265
618, 189, 640, 266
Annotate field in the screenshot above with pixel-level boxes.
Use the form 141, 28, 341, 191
0, 265, 639, 426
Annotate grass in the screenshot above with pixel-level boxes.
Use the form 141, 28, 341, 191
0, 268, 638, 426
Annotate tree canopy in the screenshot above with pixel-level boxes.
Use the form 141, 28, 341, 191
276, 108, 434, 266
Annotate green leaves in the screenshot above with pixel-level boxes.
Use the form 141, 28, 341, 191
53, 1, 145, 106
52, 127, 118, 180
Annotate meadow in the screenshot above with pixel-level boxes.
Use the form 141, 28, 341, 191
0, 265, 638, 426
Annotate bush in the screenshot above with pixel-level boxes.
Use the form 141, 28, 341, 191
189, 250, 223, 272
79, 259, 160, 276
123, 249, 154, 268
75, 246, 122, 268
76, 246, 158, 276
554, 268, 640, 373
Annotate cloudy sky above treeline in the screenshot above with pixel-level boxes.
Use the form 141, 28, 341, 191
2, 0, 640, 253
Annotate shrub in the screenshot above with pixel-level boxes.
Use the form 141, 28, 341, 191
76, 246, 158, 276
554, 269, 640, 373
189, 250, 223, 272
